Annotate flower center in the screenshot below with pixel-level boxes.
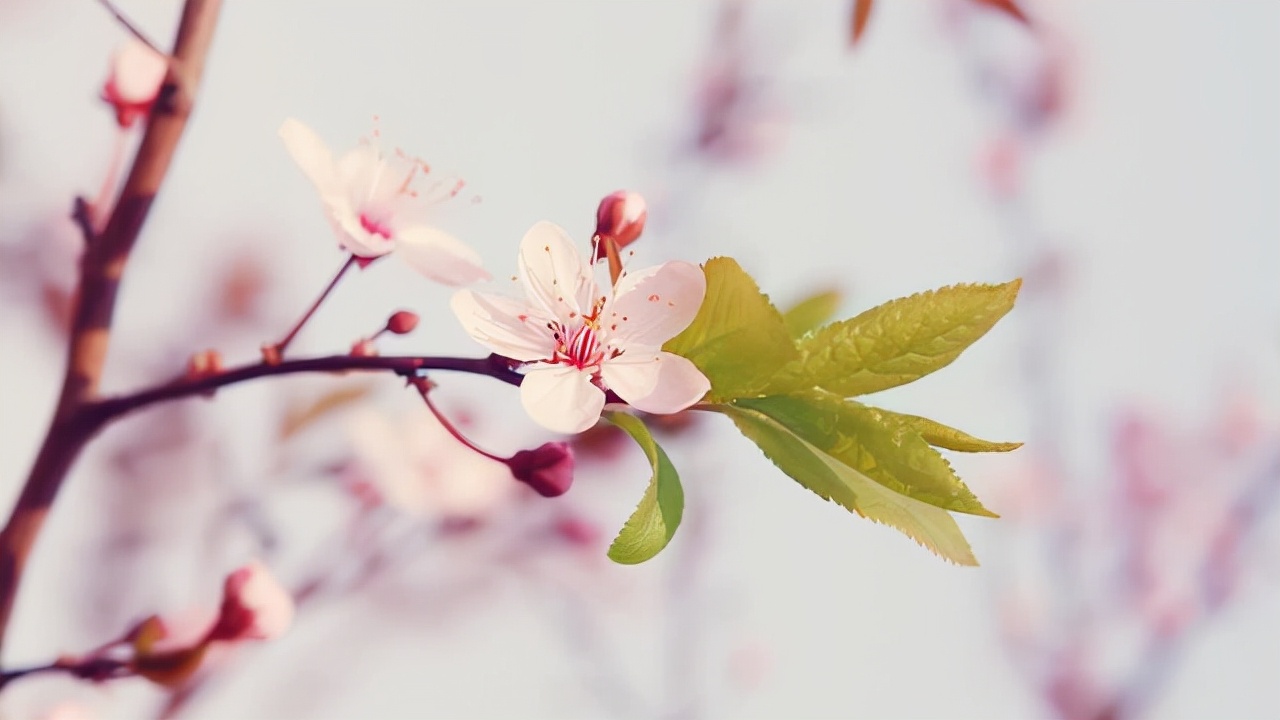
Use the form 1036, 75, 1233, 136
553, 323, 605, 371
359, 213, 393, 239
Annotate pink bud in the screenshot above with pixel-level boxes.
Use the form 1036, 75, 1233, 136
506, 442, 574, 497
592, 191, 647, 261
185, 349, 224, 379
101, 40, 167, 129
386, 310, 420, 335
350, 338, 378, 357
207, 561, 294, 642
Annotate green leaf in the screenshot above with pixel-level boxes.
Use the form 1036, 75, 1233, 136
782, 288, 842, 338
871, 408, 1023, 453
772, 280, 1022, 397
737, 391, 997, 517
605, 412, 685, 564
717, 404, 977, 565
664, 257, 798, 401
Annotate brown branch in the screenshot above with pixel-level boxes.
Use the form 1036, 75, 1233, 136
0, 0, 223, 656
88, 353, 524, 428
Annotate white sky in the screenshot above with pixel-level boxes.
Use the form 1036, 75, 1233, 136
0, 1, 1277, 718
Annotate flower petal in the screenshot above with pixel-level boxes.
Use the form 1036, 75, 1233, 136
279, 118, 345, 202
336, 143, 386, 207
326, 208, 394, 257
396, 225, 490, 285
517, 221, 596, 323
601, 351, 709, 415
451, 290, 554, 362
520, 365, 606, 434
110, 40, 167, 103
608, 261, 705, 349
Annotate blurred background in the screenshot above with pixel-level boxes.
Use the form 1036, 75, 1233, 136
0, 1, 1277, 718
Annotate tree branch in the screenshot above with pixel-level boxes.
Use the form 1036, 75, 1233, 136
0, 0, 223, 656
87, 353, 524, 428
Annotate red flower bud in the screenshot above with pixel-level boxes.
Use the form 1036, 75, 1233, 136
592, 190, 647, 261
386, 310, 420, 335
506, 442, 575, 497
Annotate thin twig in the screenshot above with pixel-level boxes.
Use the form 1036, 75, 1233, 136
267, 255, 358, 361
96, 0, 166, 56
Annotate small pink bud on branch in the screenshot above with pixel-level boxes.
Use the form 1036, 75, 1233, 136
206, 560, 295, 643
385, 310, 420, 335
506, 442, 575, 497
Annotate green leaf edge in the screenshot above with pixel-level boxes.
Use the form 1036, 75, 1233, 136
604, 412, 686, 565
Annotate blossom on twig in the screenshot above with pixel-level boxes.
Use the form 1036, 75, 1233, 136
279, 118, 489, 285
452, 221, 709, 434
101, 39, 167, 129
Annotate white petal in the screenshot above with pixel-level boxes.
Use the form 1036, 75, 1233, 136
520, 365, 606, 434
326, 207, 394, 257
279, 118, 345, 201
451, 290, 554, 362
396, 225, 490, 285
517, 221, 596, 323
608, 261, 705, 348
336, 144, 386, 207
600, 351, 709, 415
111, 40, 167, 102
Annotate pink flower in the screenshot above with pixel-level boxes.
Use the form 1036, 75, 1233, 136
207, 561, 294, 642
102, 40, 167, 128
346, 407, 514, 519
452, 221, 710, 434
278, 118, 489, 285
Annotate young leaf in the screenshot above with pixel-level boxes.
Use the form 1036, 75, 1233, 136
869, 408, 1023, 453
718, 404, 977, 565
605, 412, 685, 565
738, 392, 997, 517
279, 384, 373, 439
782, 288, 842, 338
772, 280, 1021, 397
664, 257, 798, 401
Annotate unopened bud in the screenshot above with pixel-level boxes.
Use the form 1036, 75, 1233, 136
386, 310, 419, 335
592, 190, 647, 261
207, 561, 294, 643
350, 339, 378, 357
506, 441, 575, 497
186, 349, 224, 379
102, 40, 168, 129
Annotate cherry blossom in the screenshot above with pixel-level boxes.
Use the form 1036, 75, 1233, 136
102, 39, 167, 128
278, 118, 489, 286
345, 406, 514, 519
451, 221, 710, 434
207, 560, 294, 642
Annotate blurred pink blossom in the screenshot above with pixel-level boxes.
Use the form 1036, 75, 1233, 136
101, 39, 167, 128
207, 560, 294, 642
278, 117, 489, 285
345, 406, 514, 520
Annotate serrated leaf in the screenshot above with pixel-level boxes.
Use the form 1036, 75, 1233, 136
871, 408, 1023, 453
782, 288, 843, 338
664, 257, 798, 401
280, 384, 373, 439
605, 412, 685, 565
718, 404, 977, 565
771, 280, 1021, 397
738, 391, 996, 517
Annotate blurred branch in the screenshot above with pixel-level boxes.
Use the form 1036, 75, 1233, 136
0, 0, 223, 656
